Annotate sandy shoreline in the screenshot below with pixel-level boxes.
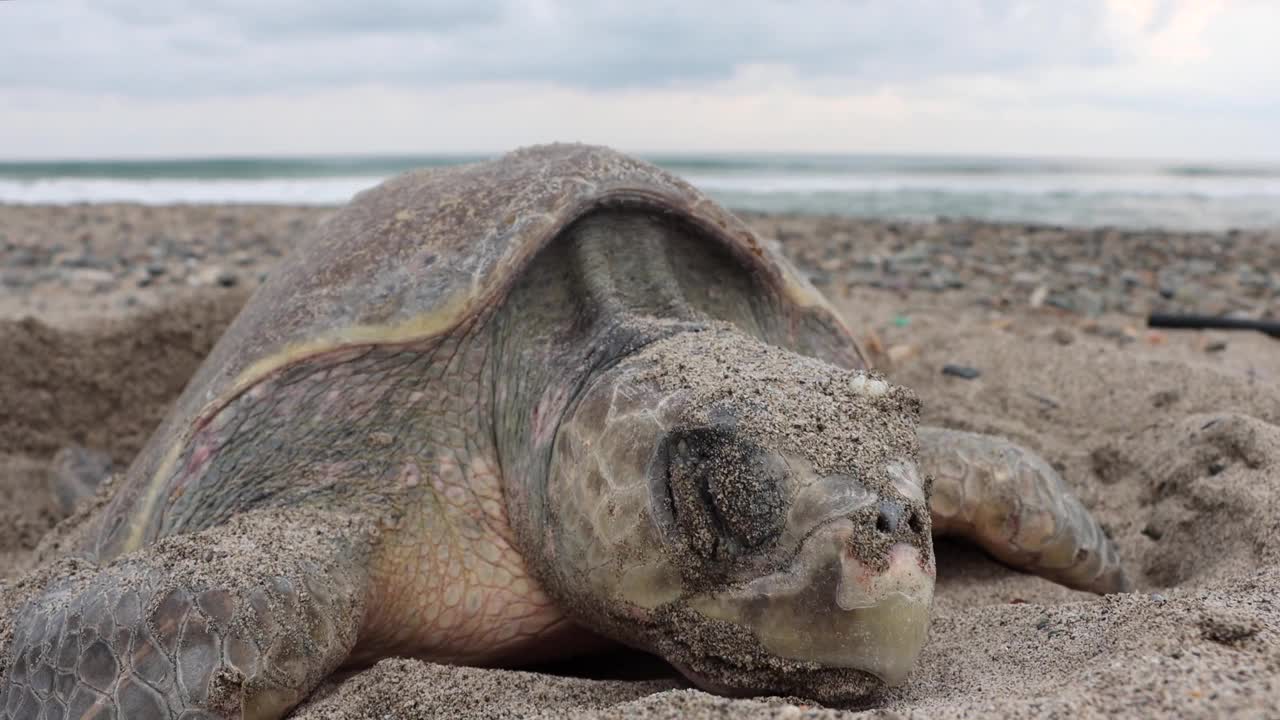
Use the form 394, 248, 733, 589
1, 205, 1277, 718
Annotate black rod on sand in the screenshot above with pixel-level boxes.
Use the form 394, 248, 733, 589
1148, 313, 1280, 338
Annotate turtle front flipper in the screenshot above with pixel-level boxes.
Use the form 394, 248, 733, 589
1, 509, 373, 720
919, 426, 1131, 595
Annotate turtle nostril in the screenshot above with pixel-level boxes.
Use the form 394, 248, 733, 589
875, 500, 901, 534
908, 511, 924, 535
876, 511, 892, 534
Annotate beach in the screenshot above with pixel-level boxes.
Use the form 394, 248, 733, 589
1, 205, 1277, 718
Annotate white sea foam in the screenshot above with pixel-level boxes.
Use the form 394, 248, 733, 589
685, 171, 1280, 198
3, 157, 1279, 230
0, 176, 387, 205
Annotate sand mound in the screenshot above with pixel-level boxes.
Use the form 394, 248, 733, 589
0, 290, 247, 465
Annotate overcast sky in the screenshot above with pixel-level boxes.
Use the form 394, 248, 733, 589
2, 0, 1277, 161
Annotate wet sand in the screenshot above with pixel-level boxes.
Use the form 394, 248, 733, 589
1, 205, 1277, 718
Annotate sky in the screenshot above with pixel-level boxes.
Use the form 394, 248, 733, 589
1, 0, 1277, 161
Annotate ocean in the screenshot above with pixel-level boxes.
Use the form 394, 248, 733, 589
2, 154, 1278, 231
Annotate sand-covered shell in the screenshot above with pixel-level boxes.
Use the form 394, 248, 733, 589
118, 143, 866, 534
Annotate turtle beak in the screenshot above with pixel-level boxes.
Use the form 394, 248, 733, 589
690, 518, 935, 686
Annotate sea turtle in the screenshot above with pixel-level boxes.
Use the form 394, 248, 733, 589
0, 144, 1129, 719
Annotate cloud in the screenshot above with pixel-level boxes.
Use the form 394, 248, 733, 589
0, 0, 1276, 159
1, 1, 1121, 96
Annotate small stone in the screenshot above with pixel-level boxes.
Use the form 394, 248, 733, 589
1065, 262, 1104, 280
888, 244, 930, 269
0, 270, 31, 289
1051, 328, 1076, 345
1029, 285, 1048, 308
886, 344, 916, 366
1046, 290, 1103, 316
1173, 284, 1203, 304
1204, 340, 1228, 353
193, 266, 239, 288
924, 268, 964, 290
1011, 271, 1041, 287
64, 268, 117, 294
1150, 593, 1167, 604
7, 248, 39, 268
1185, 258, 1217, 276
58, 254, 110, 270
941, 364, 981, 380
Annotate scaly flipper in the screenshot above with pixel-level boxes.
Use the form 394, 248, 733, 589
918, 426, 1131, 594
1, 509, 373, 720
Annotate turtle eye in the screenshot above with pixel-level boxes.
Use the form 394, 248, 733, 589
660, 427, 790, 562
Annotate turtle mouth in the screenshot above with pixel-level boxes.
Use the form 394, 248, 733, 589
688, 521, 935, 687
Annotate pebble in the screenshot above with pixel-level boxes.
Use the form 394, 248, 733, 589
7, 248, 39, 268
886, 344, 917, 365
63, 268, 117, 294
57, 254, 110, 270
1011, 271, 1042, 287
1051, 328, 1076, 345
767, 213, 1257, 329
3, 208, 1276, 341
192, 265, 240, 288
941, 364, 981, 379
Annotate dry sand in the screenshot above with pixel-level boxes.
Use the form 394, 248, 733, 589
1, 205, 1277, 718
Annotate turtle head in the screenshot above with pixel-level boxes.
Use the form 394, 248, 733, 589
543, 329, 935, 701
